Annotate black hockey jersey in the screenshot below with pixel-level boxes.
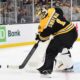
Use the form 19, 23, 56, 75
38, 7, 75, 41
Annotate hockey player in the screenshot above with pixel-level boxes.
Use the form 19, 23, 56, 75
35, 6, 78, 75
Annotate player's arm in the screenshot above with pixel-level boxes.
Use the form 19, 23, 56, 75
36, 26, 53, 42
39, 27, 53, 41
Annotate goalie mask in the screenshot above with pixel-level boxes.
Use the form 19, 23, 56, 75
36, 7, 48, 19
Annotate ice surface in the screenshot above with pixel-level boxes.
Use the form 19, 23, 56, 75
0, 41, 80, 80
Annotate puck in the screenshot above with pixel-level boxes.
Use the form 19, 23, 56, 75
7, 65, 9, 68
0, 65, 1, 68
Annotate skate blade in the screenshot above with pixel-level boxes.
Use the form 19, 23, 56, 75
62, 69, 74, 72
40, 74, 52, 78
55, 69, 74, 73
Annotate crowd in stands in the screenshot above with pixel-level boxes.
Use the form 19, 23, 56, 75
0, 0, 80, 24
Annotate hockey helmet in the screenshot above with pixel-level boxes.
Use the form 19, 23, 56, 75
36, 6, 48, 19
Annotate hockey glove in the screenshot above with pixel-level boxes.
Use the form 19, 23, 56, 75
35, 34, 39, 40
35, 34, 46, 42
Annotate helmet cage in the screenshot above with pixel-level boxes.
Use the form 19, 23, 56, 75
36, 7, 48, 19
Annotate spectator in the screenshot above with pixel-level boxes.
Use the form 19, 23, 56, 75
23, 0, 32, 4
17, 8, 27, 23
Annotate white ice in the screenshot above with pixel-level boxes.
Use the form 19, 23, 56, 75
0, 41, 80, 80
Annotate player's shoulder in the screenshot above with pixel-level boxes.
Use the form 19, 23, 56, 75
47, 8, 55, 16
48, 7, 55, 12
55, 7, 64, 15
47, 7, 63, 15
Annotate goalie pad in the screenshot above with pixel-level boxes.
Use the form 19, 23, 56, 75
54, 48, 73, 71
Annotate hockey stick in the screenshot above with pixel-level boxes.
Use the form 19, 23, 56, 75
7, 40, 40, 69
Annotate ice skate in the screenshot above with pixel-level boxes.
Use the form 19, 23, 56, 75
62, 66, 74, 72
38, 69, 52, 74
37, 69, 52, 78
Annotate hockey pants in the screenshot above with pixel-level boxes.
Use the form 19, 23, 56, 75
41, 28, 78, 71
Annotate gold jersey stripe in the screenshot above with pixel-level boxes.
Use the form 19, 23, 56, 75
54, 22, 74, 36
39, 34, 49, 41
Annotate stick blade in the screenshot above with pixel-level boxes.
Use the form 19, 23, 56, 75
0, 65, 1, 68
7, 65, 19, 69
